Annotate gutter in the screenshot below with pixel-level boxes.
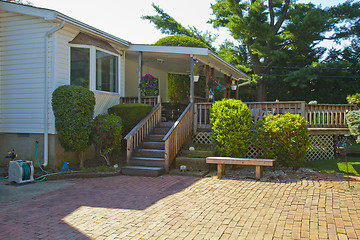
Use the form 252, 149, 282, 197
43, 20, 65, 167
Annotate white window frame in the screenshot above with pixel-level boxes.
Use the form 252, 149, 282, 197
70, 44, 121, 95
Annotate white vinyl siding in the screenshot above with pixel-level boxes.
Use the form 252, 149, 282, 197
0, 11, 53, 134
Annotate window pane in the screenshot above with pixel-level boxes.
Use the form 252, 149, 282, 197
70, 47, 90, 88
96, 50, 118, 93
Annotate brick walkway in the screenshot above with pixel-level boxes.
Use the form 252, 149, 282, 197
1, 174, 360, 240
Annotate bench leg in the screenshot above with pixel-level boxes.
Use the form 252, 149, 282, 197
256, 166, 263, 180
217, 164, 225, 179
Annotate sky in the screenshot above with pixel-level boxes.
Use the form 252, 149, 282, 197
29, 0, 349, 49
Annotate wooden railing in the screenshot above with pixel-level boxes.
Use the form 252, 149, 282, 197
124, 103, 162, 164
193, 103, 212, 133
163, 103, 194, 171
120, 95, 161, 106
194, 101, 357, 132
305, 104, 357, 128
246, 101, 306, 122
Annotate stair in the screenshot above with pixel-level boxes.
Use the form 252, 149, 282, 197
121, 122, 174, 177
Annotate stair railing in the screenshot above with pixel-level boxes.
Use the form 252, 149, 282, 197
163, 103, 194, 171
124, 103, 162, 164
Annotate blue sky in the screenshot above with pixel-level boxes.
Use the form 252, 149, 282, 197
29, 0, 348, 49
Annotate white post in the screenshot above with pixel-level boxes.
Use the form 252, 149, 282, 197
190, 55, 194, 103
138, 51, 142, 103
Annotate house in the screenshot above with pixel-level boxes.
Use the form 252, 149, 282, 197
0, 2, 250, 169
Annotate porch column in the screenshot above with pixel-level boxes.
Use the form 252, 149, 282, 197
138, 51, 143, 103
211, 68, 215, 101
190, 54, 194, 103
236, 80, 239, 100
223, 74, 227, 99
205, 65, 210, 101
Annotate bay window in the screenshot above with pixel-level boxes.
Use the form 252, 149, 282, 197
70, 46, 120, 93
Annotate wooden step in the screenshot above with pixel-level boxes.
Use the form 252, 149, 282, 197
147, 134, 165, 142
121, 166, 164, 177
181, 150, 216, 158
141, 141, 165, 150
133, 149, 165, 158
153, 127, 171, 134
129, 157, 164, 167
159, 122, 175, 128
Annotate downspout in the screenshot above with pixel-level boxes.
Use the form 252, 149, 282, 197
43, 20, 65, 167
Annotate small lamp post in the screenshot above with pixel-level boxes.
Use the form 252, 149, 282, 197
209, 89, 214, 101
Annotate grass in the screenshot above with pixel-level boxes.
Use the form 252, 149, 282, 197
304, 157, 360, 175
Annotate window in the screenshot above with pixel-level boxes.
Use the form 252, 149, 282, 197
70, 46, 120, 93
70, 47, 90, 88
96, 50, 118, 92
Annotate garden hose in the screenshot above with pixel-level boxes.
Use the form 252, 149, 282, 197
0, 176, 8, 180
34, 142, 48, 182
22, 163, 31, 181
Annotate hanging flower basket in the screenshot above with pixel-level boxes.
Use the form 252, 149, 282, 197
194, 75, 200, 82
138, 74, 159, 96
210, 78, 226, 92
231, 85, 237, 90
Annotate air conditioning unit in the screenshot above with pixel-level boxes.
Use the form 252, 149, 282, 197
8, 160, 34, 184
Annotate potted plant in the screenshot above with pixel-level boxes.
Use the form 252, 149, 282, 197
231, 80, 237, 90
138, 74, 159, 96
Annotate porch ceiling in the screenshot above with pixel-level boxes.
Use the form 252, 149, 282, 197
126, 45, 250, 81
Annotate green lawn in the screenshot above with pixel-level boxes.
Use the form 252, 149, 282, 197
304, 157, 360, 175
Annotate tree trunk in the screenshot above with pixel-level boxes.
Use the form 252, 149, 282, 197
79, 151, 85, 168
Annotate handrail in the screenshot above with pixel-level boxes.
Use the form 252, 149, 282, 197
163, 103, 194, 171
124, 103, 162, 164
193, 101, 357, 132
120, 95, 161, 106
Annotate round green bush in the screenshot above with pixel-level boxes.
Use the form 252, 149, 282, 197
52, 85, 95, 167
346, 110, 360, 143
92, 114, 123, 166
155, 35, 209, 48
210, 99, 252, 157
347, 93, 360, 108
253, 113, 310, 169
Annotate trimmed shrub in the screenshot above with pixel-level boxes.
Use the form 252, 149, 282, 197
91, 114, 123, 166
108, 103, 153, 136
51, 85, 95, 168
253, 113, 310, 169
346, 110, 360, 143
347, 93, 360, 108
210, 99, 252, 157
155, 35, 209, 48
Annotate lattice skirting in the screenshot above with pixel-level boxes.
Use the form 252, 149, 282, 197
306, 135, 334, 161
192, 132, 335, 161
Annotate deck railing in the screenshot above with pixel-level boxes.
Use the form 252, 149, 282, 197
120, 95, 161, 106
305, 104, 357, 128
194, 101, 357, 132
163, 103, 194, 171
124, 103, 162, 164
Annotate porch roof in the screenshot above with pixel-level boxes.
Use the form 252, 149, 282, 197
127, 44, 250, 81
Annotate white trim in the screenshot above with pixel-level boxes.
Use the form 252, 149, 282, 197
93, 90, 121, 96
128, 44, 210, 55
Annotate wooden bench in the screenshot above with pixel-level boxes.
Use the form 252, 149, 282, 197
206, 157, 275, 180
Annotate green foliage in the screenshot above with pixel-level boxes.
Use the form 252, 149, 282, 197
347, 93, 360, 107
92, 114, 123, 166
155, 35, 209, 48
346, 110, 360, 143
253, 113, 310, 169
210, 99, 252, 157
108, 103, 153, 136
52, 85, 95, 166
303, 158, 360, 175
168, 74, 190, 103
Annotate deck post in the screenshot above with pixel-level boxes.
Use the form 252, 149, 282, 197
205, 65, 210, 101
138, 51, 143, 103
190, 55, 194, 103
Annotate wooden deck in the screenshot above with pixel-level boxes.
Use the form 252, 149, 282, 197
194, 101, 358, 134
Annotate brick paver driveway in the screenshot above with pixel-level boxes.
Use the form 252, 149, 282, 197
1, 174, 360, 240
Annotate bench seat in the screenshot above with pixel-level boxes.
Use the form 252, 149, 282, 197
206, 157, 275, 180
